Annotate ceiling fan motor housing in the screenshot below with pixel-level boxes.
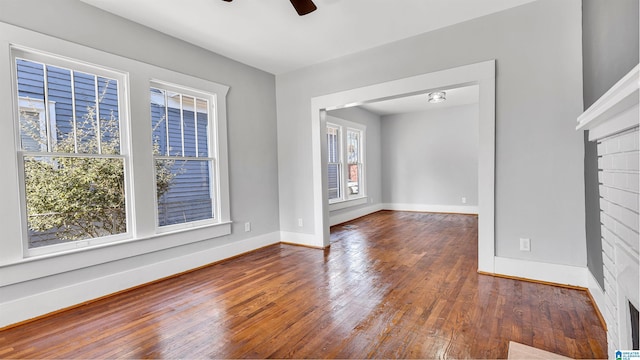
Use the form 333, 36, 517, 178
221, 0, 317, 16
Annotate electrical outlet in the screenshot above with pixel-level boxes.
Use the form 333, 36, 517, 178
244, 222, 251, 232
297, 218, 304, 227
461, 197, 467, 204
519, 238, 531, 252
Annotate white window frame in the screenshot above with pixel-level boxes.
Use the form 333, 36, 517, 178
326, 118, 366, 208
150, 80, 221, 233
345, 127, 364, 199
11, 47, 133, 257
327, 123, 342, 203
4, 40, 231, 264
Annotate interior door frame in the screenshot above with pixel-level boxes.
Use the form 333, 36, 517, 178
310, 60, 496, 273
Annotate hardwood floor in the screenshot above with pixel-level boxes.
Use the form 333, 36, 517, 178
0, 211, 607, 358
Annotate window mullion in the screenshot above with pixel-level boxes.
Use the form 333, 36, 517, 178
341, 131, 347, 200
42, 65, 53, 152
70, 71, 78, 153
194, 99, 199, 158
179, 94, 185, 157
164, 90, 169, 156
155, 155, 214, 161
94, 75, 102, 155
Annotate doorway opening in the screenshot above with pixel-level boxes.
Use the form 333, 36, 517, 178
311, 60, 496, 273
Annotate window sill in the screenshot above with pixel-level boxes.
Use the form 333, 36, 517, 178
329, 197, 368, 212
0, 221, 232, 286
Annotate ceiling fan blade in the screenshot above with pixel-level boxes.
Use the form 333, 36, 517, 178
290, 0, 317, 16
222, 0, 232, 2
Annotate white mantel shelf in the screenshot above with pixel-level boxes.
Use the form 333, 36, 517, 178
577, 64, 639, 139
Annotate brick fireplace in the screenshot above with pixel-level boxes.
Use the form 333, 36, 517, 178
577, 65, 639, 357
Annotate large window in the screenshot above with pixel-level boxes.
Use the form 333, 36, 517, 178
327, 124, 342, 201
9, 45, 231, 259
13, 49, 129, 255
326, 120, 365, 204
150, 83, 217, 229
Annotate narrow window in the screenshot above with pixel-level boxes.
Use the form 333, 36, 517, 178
346, 129, 362, 196
326, 121, 366, 204
14, 52, 128, 254
150, 84, 217, 228
327, 124, 342, 201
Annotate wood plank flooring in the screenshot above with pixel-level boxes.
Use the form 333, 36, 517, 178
0, 211, 607, 358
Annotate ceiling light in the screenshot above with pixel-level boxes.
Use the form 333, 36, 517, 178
427, 91, 446, 103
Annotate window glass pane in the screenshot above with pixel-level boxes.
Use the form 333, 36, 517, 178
156, 159, 213, 226
46, 66, 72, 148
24, 156, 126, 248
327, 125, 341, 200
167, 92, 182, 156
347, 130, 360, 164
196, 99, 209, 157
182, 96, 196, 157
347, 130, 361, 195
16, 59, 47, 151
348, 164, 360, 195
74, 71, 99, 154
328, 163, 341, 200
16, 59, 121, 156
97, 76, 120, 155
150, 88, 168, 156
327, 126, 339, 163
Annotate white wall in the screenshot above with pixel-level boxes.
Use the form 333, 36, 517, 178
325, 107, 383, 225
276, 0, 586, 266
381, 104, 478, 212
0, 0, 280, 327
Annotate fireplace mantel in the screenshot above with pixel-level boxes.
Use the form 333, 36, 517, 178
578, 64, 639, 357
578, 65, 639, 138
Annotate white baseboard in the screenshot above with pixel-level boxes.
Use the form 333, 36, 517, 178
383, 203, 478, 214
329, 203, 383, 226
280, 231, 323, 248
587, 269, 607, 326
493, 256, 589, 287
0, 231, 280, 329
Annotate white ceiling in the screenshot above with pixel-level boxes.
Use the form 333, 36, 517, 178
358, 85, 479, 116
80, 0, 536, 75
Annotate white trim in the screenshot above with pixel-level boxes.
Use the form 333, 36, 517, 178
326, 117, 367, 204
0, 222, 232, 286
311, 60, 496, 272
383, 203, 479, 214
149, 80, 221, 232
0, 22, 232, 270
329, 197, 368, 211
11, 47, 134, 258
493, 256, 588, 287
280, 231, 324, 248
0, 230, 280, 329
329, 203, 383, 226
586, 104, 639, 141
577, 64, 639, 137
587, 269, 607, 329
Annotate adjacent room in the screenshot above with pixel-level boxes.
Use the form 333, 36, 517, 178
0, 0, 638, 358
